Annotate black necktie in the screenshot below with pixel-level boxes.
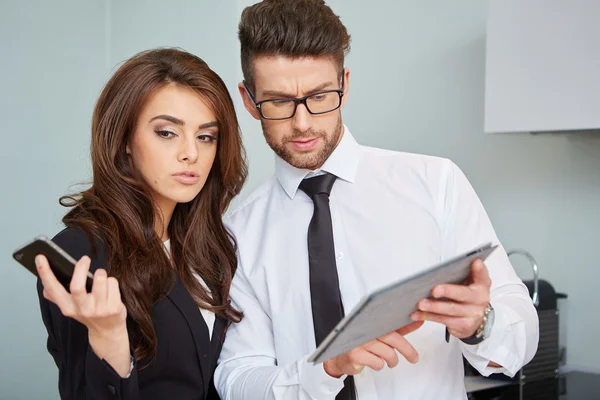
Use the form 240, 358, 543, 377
299, 173, 356, 400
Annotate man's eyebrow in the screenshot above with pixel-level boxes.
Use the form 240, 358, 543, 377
261, 81, 334, 98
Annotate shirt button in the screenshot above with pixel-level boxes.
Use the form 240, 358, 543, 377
337, 252, 344, 261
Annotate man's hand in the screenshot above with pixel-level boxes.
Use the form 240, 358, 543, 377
323, 321, 423, 378
410, 258, 491, 339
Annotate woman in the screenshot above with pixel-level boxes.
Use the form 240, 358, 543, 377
35, 48, 247, 399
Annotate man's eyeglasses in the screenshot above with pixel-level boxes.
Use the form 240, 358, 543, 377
243, 77, 345, 120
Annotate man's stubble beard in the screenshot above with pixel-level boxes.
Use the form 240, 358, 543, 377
261, 115, 343, 170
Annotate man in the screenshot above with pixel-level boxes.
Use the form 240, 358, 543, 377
215, 1, 539, 399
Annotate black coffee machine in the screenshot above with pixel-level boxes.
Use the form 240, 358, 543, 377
465, 249, 568, 400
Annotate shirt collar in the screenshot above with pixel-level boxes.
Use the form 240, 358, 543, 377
275, 125, 360, 199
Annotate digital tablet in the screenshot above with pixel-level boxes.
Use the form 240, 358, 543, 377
308, 243, 498, 364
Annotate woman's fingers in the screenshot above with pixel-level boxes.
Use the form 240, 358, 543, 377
70, 256, 92, 298
91, 268, 109, 309
37, 254, 127, 337
106, 276, 127, 323
35, 255, 75, 316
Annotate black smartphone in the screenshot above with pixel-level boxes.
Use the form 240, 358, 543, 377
12, 235, 94, 292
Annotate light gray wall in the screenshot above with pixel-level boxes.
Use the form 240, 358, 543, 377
109, 0, 239, 95
0, 1, 108, 398
2, 1, 598, 399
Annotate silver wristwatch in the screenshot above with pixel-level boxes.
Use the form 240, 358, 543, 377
461, 303, 495, 345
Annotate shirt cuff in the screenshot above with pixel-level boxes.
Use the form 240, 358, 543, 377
299, 356, 347, 399
460, 302, 525, 377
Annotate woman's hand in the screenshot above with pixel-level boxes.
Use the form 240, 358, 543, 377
36, 254, 132, 377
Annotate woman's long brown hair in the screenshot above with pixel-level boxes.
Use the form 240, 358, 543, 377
60, 48, 247, 363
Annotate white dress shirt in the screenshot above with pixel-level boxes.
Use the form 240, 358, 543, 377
215, 126, 539, 400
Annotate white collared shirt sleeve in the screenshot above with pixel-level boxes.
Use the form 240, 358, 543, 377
214, 259, 346, 400
440, 161, 539, 377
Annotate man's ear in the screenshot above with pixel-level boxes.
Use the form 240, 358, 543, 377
340, 67, 350, 108
239, 82, 261, 121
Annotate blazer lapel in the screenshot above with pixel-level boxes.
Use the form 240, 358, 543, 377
166, 275, 212, 395
208, 316, 228, 374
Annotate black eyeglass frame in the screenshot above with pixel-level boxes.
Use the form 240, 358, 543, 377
243, 76, 345, 120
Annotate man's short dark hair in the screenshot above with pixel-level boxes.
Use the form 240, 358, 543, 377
239, 0, 351, 89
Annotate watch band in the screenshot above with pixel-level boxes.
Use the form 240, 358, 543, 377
460, 332, 486, 345
445, 303, 493, 345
